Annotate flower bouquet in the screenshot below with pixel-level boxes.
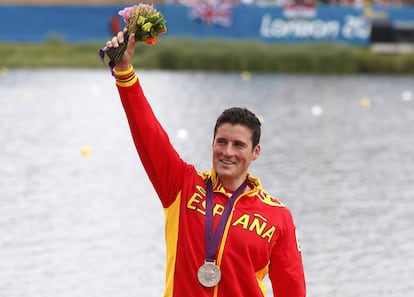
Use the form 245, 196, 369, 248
99, 3, 167, 69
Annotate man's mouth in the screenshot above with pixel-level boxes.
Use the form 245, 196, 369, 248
220, 159, 235, 166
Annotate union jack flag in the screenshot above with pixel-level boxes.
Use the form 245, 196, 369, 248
179, 0, 238, 27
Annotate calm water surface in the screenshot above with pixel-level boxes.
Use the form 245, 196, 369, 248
1, 69, 413, 297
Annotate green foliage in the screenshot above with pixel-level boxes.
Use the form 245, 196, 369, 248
1, 38, 414, 74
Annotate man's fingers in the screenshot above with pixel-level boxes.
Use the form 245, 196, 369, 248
106, 32, 125, 48
117, 31, 125, 44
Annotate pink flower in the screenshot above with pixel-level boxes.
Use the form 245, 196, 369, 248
118, 6, 135, 23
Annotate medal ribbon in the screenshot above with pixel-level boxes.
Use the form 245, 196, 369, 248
205, 178, 247, 262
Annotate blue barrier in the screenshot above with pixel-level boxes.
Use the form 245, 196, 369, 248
0, 4, 412, 45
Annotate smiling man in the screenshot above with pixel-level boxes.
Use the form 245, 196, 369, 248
105, 31, 306, 297
212, 109, 261, 191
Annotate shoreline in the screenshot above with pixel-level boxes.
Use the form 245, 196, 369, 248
1, 38, 414, 74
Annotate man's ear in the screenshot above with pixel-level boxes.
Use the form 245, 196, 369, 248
252, 144, 260, 161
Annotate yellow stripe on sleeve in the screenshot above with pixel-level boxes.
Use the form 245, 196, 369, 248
114, 65, 137, 87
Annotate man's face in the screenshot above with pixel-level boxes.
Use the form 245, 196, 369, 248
212, 123, 260, 190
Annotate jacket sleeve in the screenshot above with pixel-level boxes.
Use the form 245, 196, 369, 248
114, 66, 187, 208
269, 209, 306, 297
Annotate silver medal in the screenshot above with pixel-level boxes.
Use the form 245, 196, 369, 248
197, 261, 221, 287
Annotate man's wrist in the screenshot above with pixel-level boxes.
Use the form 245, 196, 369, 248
114, 63, 132, 72
114, 65, 137, 87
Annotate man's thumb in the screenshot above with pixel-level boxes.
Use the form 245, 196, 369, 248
126, 33, 136, 54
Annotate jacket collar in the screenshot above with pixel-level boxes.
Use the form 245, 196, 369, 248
203, 168, 263, 195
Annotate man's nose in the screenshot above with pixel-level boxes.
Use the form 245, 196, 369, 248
223, 144, 234, 156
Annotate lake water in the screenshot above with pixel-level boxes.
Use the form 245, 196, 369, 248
1, 68, 413, 297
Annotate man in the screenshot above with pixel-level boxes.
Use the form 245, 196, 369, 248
105, 31, 306, 297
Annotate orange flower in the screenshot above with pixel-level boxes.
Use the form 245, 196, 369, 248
144, 36, 158, 45
158, 27, 167, 35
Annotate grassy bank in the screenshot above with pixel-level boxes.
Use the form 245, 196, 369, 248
2, 38, 414, 74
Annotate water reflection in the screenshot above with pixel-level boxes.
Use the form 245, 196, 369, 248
0, 69, 413, 297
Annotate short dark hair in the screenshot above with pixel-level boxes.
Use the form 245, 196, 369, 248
214, 107, 261, 148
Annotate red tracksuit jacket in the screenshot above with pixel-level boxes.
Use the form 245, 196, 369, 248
114, 66, 306, 297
